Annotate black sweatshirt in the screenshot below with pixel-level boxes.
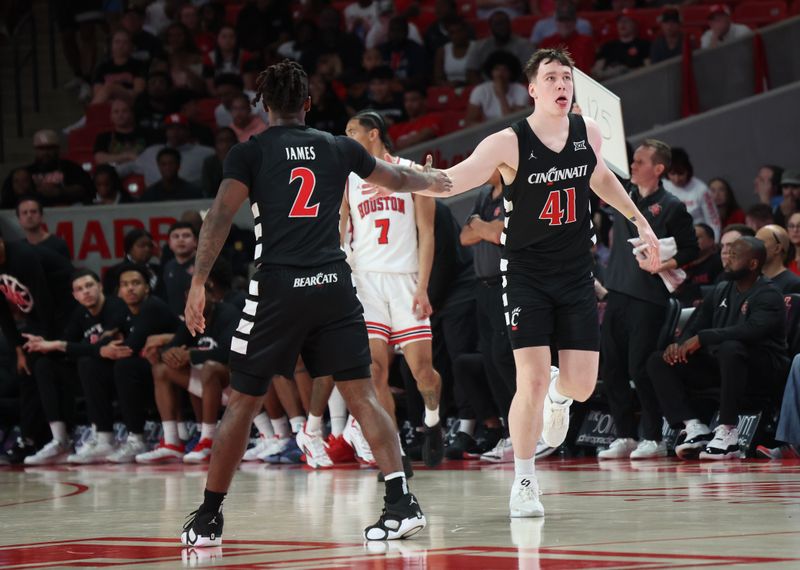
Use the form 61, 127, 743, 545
683, 276, 787, 356
119, 295, 180, 354
605, 183, 699, 307
63, 296, 129, 358
166, 301, 239, 365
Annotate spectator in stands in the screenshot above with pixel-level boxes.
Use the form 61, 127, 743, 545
119, 113, 214, 188
345, 0, 383, 40
466, 11, 534, 85
364, 65, 405, 125
143, 0, 173, 36
15, 196, 70, 258
650, 7, 683, 64
754, 164, 784, 208
755, 225, 800, 293
389, 86, 443, 150
202, 26, 253, 92
365, 6, 425, 50
163, 23, 205, 92
306, 74, 348, 135
344, 70, 370, 116
134, 71, 172, 135
530, 0, 592, 47
434, 18, 476, 86
167, 88, 215, 146
213, 74, 246, 128
0, 168, 35, 210
179, 4, 215, 55
424, 0, 459, 57
93, 164, 130, 205
746, 204, 774, 232
94, 98, 152, 167
700, 4, 751, 50
235, 0, 293, 52
301, 7, 365, 78
202, 128, 237, 198
199, 3, 226, 39
476, 0, 526, 19
2, 130, 94, 207
466, 51, 530, 125
676, 223, 723, 307
787, 212, 800, 276
593, 11, 651, 80
663, 148, 721, 240
649, 237, 788, 461
161, 222, 198, 317
277, 19, 317, 63
122, 7, 165, 65
718, 223, 755, 283
54, 2, 104, 103
139, 148, 202, 203
538, 3, 595, 73
379, 16, 428, 87
229, 93, 268, 142
103, 229, 160, 296
362, 47, 385, 74
709, 177, 745, 227
92, 29, 146, 104
774, 170, 800, 227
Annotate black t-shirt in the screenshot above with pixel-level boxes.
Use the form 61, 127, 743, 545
166, 301, 239, 365
131, 30, 165, 63
429, 201, 475, 313
2, 160, 94, 207
93, 59, 145, 88
504, 114, 597, 266
771, 270, 800, 294
34, 244, 76, 330
139, 179, 202, 203
0, 241, 57, 344
162, 256, 195, 317
120, 295, 180, 353
38, 234, 71, 260
62, 296, 129, 358
222, 126, 376, 268
93, 129, 152, 156
134, 94, 168, 135
598, 38, 651, 70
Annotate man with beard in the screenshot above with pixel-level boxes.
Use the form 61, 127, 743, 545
648, 237, 788, 461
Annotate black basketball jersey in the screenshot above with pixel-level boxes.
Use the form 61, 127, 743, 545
502, 114, 597, 265
223, 125, 377, 268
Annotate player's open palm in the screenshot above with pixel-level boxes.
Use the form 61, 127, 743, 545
185, 283, 206, 336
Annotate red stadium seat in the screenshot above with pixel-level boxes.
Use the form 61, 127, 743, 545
627, 8, 662, 37
225, 3, 243, 25
578, 11, 618, 42
680, 5, 715, 27
68, 128, 97, 154
426, 85, 473, 112
438, 111, 467, 135
467, 18, 491, 38
85, 103, 112, 131
196, 98, 221, 130
734, 0, 788, 27
123, 174, 146, 198
410, 7, 438, 34
511, 15, 541, 38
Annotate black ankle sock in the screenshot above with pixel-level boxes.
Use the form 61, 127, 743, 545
384, 476, 407, 504
200, 489, 226, 513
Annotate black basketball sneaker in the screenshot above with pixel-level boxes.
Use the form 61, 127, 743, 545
422, 423, 444, 467
181, 508, 224, 547
364, 494, 426, 541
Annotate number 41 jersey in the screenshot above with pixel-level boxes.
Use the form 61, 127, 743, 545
502, 114, 597, 265
346, 157, 419, 274
223, 125, 377, 269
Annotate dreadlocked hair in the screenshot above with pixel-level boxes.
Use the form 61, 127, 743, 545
253, 59, 309, 115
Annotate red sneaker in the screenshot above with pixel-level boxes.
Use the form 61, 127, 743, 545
184, 438, 213, 463
326, 434, 356, 464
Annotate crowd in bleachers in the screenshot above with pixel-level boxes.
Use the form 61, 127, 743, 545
0, 0, 799, 467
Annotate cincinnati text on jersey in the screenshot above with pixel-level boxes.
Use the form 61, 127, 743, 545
528, 164, 589, 185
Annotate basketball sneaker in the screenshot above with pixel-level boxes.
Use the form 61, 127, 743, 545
264, 438, 302, 464
541, 366, 571, 448
255, 436, 291, 461
242, 435, 270, 462
675, 422, 712, 460
630, 440, 667, 459
756, 444, 800, 459
481, 437, 513, 463
363, 494, 426, 541
699, 425, 741, 460
597, 438, 638, 459
465, 427, 503, 459
0, 437, 36, 465
326, 434, 356, 463
68, 437, 116, 464
181, 507, 223, 548
135, 439, 185, 464
343, 416, 376, 466
24, 439, 71, 465
184, 438, 213, 463
509, 474, 545, 518
296, 426, 333, 469
445, 431, 478, 460
422, 422, 444, 467
108, 435, 148, 463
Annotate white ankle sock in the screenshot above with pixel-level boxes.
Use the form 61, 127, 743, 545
548, 378, 570, 405
290, 416, 306, 434
200, 423, 216, 440
177, 421, 189, 441
50, 421, 68, 444
458, 419, 476, 436
254, 412, 273, 438
271, 416, 290, 439
306, 413, 322, 434
514, 455, 535, 476
328, 387, 347, 437
424, 407, 440, 427
162, 421, 179, 446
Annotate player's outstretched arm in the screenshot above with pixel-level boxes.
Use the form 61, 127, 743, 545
435, 129, 517, 197
585, 118, 661, 273
365, 156, 453, 195
185, 178, 249, 335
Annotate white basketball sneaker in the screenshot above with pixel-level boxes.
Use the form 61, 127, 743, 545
24, 440, 71, 465
68, 437, 116, 464
343, 415, 376, 466
481, 437, 514, 463
630, 439, 667, 459
242, 435, 270, 461
509, 474, 545, 518
296, 425, 333, 469
541, 366, 571, 448
597, 438, 639, 459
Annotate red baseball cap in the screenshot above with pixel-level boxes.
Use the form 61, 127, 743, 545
163, 113, 189, 127
708, 4, 731, 18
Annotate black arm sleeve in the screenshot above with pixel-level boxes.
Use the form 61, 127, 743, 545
336, 136, 377, 179
222, 139, 261, 189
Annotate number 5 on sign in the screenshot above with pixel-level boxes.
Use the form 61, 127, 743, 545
572, 68, 629, 179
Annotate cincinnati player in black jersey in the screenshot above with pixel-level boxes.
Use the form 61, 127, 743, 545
367, 49, 661, 518
179, 61, 451, 547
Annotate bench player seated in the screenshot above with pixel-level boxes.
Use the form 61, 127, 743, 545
136, 277, 239, 464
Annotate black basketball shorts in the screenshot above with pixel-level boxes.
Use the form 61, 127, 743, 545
229, 261, 372, 396
502, 256, 599, 352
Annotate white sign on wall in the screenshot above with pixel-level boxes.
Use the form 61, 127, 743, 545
572, 68, 630, 179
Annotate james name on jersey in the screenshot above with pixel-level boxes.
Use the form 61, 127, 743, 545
356, 196, 407, 218
285, 146, 316, 160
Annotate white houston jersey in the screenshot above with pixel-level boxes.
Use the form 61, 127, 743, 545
346, 158, 419, 273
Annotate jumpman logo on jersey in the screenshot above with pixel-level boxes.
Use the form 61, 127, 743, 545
529, 151, 537, 160
719, 298, 728, 308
